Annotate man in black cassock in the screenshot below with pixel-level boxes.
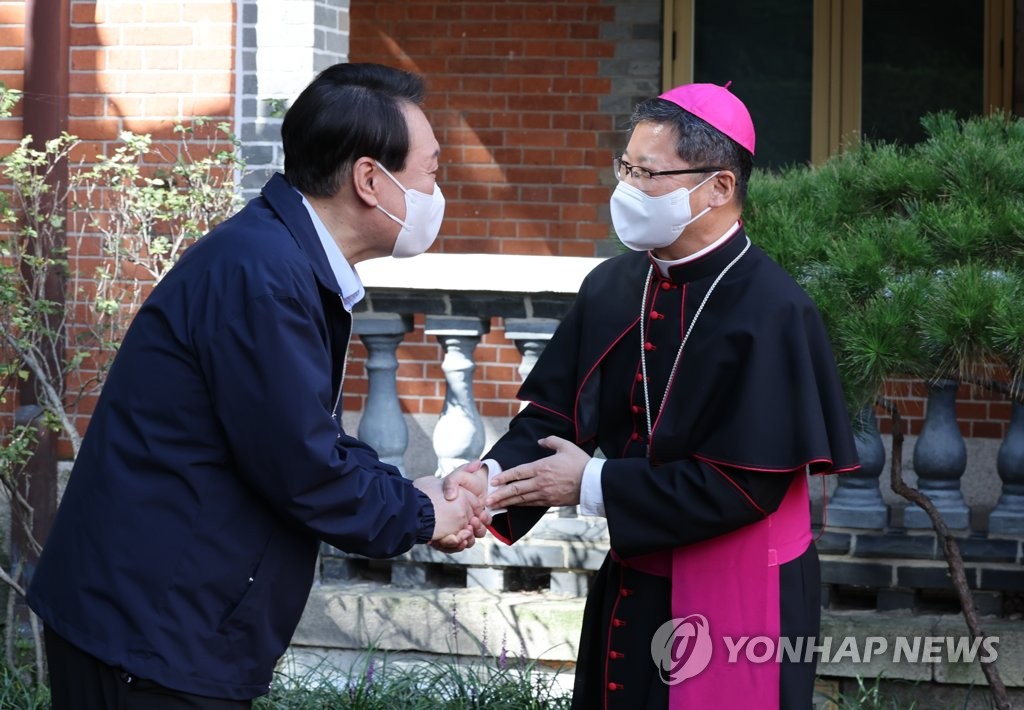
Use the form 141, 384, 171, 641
442, 83, 860, 709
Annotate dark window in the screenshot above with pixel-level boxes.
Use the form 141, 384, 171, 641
694, 0, 814, 170
861, 0, 984, 145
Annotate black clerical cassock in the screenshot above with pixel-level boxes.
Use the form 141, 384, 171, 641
485, 226, 860, 710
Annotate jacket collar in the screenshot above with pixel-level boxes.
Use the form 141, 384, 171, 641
261, 172, 342, 294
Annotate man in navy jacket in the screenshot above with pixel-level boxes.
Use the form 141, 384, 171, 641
28, 63, 486, 708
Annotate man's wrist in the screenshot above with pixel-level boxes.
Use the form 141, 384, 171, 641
413, 486, 436, 543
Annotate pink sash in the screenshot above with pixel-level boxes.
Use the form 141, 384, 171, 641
618, 473, 811, 709
669, 473, 811, 709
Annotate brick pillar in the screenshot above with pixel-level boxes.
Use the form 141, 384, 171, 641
236, 0, 350, 199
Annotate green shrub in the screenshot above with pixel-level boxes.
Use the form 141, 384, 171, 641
748, 111, 1024, 412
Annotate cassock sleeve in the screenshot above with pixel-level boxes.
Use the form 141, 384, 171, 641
486, 407, 795, 553
485, 401, 596, 545
600, 457, 797, 558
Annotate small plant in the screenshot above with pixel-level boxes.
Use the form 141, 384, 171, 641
255, 650, 573, 710
0, 83, 244, 689
0, 661, 49, 709
749, 111, 1024, 414
818, 674, 919, 710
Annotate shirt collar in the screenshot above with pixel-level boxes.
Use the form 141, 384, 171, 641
297, 190, 365, 311
651, 221, 741, 278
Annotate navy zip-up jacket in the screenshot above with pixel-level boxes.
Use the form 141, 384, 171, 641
27, 173, 435, 700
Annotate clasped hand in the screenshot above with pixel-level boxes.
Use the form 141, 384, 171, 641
413, 460, 491, 553
431, 436, 589, 552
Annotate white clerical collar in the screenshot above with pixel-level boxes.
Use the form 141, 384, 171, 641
297, 191, 365, 311
651, 221, 741, 278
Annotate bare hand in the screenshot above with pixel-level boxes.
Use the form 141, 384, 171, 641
485, 436, 588, 509
441, 459, 488, 501
432, 461, 492, 553
428, 511, 490, 553
413, 475, 480, 544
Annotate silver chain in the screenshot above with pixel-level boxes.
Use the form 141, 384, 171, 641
639, 237, 751, 457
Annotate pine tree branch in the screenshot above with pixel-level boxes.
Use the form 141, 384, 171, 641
876, 397, 1010, 710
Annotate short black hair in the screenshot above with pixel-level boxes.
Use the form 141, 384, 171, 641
627, 97, 754, 205
282, 63, 426, 197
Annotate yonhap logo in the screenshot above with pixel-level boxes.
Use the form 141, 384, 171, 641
650, 614, 713, 684
649, 620, 1002, 685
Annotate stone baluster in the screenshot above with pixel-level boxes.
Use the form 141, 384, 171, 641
353, 313, 413, 476
503, 317, 559, 394
827, 406, 888, 529
989, 400, 1024, 535
426, 316, 489, 475
904, 379, 970, 530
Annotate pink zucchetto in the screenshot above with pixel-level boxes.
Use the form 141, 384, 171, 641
659, 81, 756, 155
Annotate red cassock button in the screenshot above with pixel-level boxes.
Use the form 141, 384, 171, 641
609, 650, 625, 659
608, 682, 624, 691
650, 309, 660, 319
620, 588, 633, 597
644, 342, 655, 351
635, 373, 643, 382
612, 618, 627, 628
631, 405, 641, 414
660, 281, 671, 290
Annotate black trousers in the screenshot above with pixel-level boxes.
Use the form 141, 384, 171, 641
44, 626, 252, 710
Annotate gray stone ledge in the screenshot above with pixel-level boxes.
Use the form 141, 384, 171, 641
293, 585, 1024, 688
294, 583, 582, 662
357, 253, 604, 296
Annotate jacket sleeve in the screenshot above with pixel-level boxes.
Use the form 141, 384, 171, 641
199, 291, 434, 558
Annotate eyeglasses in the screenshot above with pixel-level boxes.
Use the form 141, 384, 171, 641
613, 155, 723, 182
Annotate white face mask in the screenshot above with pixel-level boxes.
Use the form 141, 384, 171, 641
375, 161, 446, 258
609, 171, 719, 251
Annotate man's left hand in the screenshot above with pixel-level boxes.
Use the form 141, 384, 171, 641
486, 436, 588, 509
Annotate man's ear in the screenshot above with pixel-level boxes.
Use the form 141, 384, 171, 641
351, 157, 380, 207
708, 170, 736, 207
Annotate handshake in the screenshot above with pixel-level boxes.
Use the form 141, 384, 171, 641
410, 435, 591, 554
411, 460, 492, 554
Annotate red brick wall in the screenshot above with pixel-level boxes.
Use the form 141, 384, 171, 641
1, 1, 236, 454
341, 317, 525, 418
879, 379, 1013, 439
348, 0, 619, 420
67, 1, 234, 152
351, 0, 617, 258
0, 2, 24, 143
